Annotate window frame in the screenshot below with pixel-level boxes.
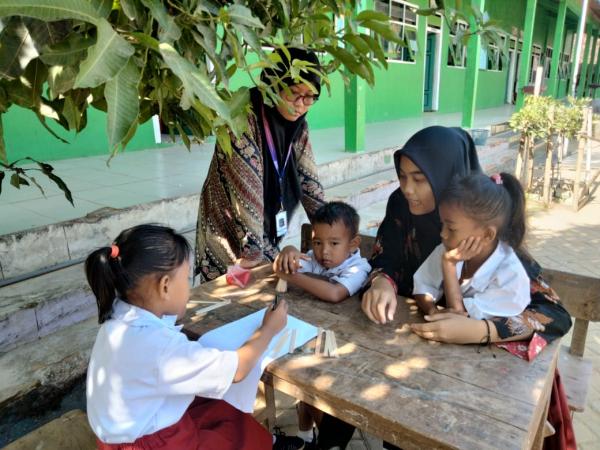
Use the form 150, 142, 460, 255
374, 0, 419, 64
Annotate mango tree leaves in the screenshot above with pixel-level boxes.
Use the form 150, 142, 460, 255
105, 58, 141, 153
74, 20, 134, 88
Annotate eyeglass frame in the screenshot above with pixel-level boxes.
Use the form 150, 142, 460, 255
281, 91, 320, 106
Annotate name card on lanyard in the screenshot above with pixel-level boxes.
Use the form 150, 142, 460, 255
262, 105, 294, 237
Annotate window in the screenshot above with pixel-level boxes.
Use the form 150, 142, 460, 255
447, 20, 468, 67
485, 35, 505, 71
375, 0, 418, 62
529, 45, 542, 82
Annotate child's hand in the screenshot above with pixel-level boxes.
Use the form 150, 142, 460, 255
443, 236, 483, 265
262, 299, 288, 335
273, 246, 310, 274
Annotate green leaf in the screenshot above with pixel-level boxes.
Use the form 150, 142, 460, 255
47, 65, 78, 98
227, 4, 264, 29
39, 34, 95, 66
10, 173, 29, 188
104, 58, 141, 151
47, 171, 74, 205
74, 19, 135, 88
0, 0, 102, 25
226, 87, 250, 118
416, 8, 439, 17
159, 42, 231, 121
215, 125, 232, 157
356, 10, 389, 23
0, 17, 38, 80
140, 0, 181, 43
92, 0, 112, 18
361, 20, 402, 44
360, 33, 387, 68
343, 33, 371, 55
120, 0, 143, 22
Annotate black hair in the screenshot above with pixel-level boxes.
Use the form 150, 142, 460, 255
85, 224, 191, 324
311, 201, 360, 237
439, 172, 527, 251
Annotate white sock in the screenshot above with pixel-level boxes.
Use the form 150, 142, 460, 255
297, 429, 314, 442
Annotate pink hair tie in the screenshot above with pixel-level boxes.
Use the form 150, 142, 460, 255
491, 173, 503, 185
110, 244, 120, 259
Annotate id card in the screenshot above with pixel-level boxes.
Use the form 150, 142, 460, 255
275, 210, 288, 237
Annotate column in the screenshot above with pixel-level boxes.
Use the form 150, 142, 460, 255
461, 0, 485, 128
516, 0, 538, 109
344, 75, 366, 152
547, 0, 567, 98
576, 27, 594, 97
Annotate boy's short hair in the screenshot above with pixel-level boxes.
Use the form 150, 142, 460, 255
312, 201, 359, 237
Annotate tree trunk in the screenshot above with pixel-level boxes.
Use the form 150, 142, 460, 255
543, 136, 554, 206
526, 136, 535, 190
573, 109, 588, 211
515, 133, 526, 183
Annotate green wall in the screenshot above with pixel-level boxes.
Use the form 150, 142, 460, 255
4, 106, 156, 162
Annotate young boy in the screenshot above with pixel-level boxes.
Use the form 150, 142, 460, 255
273, 201, 371, 303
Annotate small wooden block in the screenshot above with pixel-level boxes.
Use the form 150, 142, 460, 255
193, 299, 231, 316
329, 330, 339, 358
275, 278, 288, 293
324, 330, 338, 358
557, 345, 593, 412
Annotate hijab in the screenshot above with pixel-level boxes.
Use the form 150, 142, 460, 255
252, 48, 321, 244
392, 126, 482, 262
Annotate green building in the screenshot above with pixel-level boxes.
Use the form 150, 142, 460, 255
4, 0, 600, 160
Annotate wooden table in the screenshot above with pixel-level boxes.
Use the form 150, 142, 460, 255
182, 265, 559, 450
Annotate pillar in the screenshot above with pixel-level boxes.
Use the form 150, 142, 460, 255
461, 0, 485, 128
516, 0, 538, 109
547, 0, 567, 98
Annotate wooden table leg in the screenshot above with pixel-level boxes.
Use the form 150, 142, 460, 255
531, 385, 552, 450
262, 377, 277, 432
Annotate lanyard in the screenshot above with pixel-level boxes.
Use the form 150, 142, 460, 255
261, 105, 294, 206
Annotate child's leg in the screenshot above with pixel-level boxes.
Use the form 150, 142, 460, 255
297, 401, 321, 442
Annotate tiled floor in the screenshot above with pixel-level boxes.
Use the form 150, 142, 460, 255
0, 105, 514, 236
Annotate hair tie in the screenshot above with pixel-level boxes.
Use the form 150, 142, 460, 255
109, 244, 120, 259
490, 173, 503, 185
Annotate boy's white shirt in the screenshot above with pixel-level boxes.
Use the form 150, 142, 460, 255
86, 299, 238, 444
298, 248, 372, 296
412, 241, 531, 320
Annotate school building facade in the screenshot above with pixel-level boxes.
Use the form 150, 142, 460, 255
4, 0, 600, 161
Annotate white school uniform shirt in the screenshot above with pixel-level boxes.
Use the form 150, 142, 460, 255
412, 241, 530, 320
298, 249, 371, 296
86, 299, 238, 444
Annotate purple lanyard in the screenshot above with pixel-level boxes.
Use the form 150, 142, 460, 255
262, 104, 293, 206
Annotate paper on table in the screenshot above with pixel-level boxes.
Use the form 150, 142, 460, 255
198, 308, 318, 413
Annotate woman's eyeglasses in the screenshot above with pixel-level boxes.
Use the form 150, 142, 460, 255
282, 91, 319, 106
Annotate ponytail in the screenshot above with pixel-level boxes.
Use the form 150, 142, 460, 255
84, 224, 191, 324
496, 172, 526, 252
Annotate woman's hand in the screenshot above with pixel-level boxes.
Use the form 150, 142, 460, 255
237, 258, 263, 269
410, 312, 492, 344
273, 246, 310, 274
443, 236, 483, 265
361, 276, 397, 324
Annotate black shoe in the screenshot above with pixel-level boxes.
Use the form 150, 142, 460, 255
273, 427, 305, 450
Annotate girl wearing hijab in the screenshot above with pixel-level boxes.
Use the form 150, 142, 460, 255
315, 126, 572, 450
195, 48, 325, 282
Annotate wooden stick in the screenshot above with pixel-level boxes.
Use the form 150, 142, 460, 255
315, 327, 324, 356
193, 299, 231, 316
288, 329, 297, 354
329, 330, 339, 358
270, 329, 290, 357
275, 278, 288, 293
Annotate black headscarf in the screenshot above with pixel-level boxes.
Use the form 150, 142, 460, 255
392, 126, 482, 261
252, 48, 321, 244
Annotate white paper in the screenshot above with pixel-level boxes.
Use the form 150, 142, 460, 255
198, 308, 318, 412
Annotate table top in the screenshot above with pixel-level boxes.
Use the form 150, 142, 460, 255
182, 265, 559, 450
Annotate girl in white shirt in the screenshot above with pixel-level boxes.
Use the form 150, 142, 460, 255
85, 224, 296, 450
413, 172, 531, 321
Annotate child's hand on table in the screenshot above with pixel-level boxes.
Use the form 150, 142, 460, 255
273, 246, 310, 274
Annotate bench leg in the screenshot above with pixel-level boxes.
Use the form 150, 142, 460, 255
262, 380, 277, 432
569, 318, 589, 357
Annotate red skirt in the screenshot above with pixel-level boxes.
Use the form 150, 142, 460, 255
96, 397, 272, 450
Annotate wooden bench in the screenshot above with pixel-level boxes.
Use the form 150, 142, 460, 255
542, 269, 599, 414
303, 224, 597, 415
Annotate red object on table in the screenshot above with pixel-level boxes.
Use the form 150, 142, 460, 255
225, 265, 251, 288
